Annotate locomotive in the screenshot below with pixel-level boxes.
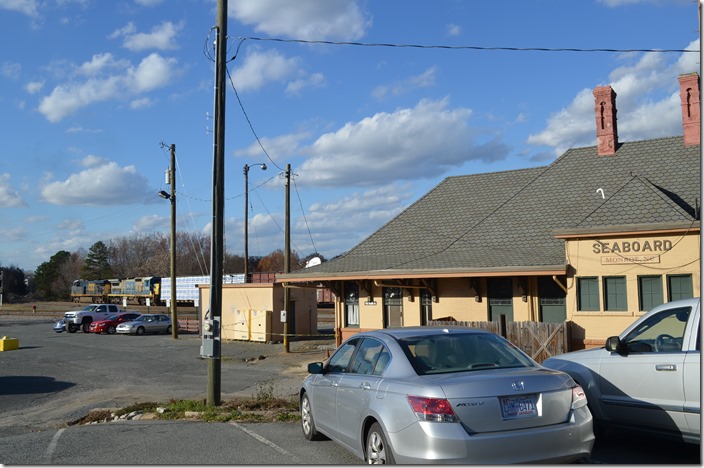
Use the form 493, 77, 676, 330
70, 277, 162, 305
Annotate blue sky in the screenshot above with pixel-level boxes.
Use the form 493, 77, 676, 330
0, 0, 699, 273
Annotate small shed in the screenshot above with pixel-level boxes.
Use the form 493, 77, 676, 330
197, 282, 317, 342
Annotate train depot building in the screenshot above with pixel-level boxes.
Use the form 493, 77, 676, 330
278, 73, 701, 350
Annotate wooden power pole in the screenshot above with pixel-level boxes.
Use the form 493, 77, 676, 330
207, 0, 227, 407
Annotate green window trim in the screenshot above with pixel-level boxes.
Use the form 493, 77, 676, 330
577, 277, 600, 311
638, 275, 663, 311
603, 276, 627, 311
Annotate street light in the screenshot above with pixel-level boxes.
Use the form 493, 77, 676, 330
158, 144, 178, 339
243, 162, 267, 283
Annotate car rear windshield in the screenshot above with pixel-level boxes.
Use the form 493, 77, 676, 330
397, 332, 536, 375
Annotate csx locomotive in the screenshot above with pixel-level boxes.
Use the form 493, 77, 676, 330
70, 277, 162, 305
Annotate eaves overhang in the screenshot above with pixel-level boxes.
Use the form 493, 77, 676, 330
553, 221, 700, 239
276, 264, 569, 284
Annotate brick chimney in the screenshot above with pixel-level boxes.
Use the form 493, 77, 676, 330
593, 85, 618, 156
678, 73, 700, 147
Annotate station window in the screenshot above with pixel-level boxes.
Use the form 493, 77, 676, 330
638, 275, 663, 311
604, 276, 627, 311
667, 274, 693, 301
577, 277, 599, 311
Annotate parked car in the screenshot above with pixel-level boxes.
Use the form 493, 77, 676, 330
53, 318, 66, 333
299, 326, 594, 464
116, 314, 172, 335
543, 298, 700, 445
88, 313, 141, 335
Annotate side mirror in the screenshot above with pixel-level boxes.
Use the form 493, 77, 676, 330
307, 362, 324, 374
605, 336, 627, 355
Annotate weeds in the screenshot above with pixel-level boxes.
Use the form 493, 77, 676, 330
72, 386, 300, 426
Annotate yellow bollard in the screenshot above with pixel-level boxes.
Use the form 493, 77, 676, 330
0, 336, 19, 351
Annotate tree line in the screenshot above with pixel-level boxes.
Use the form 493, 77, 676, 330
2, 231, 325, 302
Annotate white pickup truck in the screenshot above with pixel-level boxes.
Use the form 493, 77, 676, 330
63, 303, 136, 333
543, 298, 700, 444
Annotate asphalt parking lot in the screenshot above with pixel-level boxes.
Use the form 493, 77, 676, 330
0, 316, 333, 436
0, 315, 700, 464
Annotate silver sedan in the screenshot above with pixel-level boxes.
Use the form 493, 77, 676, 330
299, 326, 594, 464
115, 314, 172, 335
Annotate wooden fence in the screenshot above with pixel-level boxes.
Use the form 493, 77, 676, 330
177, 318, 200, 333
428, 319, 570, 364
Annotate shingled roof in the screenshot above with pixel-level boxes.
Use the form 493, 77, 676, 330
281, 136, 700, 282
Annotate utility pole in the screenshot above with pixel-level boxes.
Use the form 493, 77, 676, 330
207, 0, 227, 407
243, 163, 266, 283
283, 164, 291, 353
169, 143, 178, 339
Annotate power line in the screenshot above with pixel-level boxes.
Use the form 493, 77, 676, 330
292, 175, 318, 255
233, 36, 698, 59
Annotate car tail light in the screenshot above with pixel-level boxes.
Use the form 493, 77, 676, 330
407, 396, 458, 422
571, 385, 588, 409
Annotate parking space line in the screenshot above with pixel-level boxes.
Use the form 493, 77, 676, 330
45, 428, 65, 464
229, 422, 301, 464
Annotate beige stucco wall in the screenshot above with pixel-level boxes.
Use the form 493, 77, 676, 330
335, 231, 699, 348
350, 278, 542, 329
198, 283, 317, 342
564, 232, 700, 346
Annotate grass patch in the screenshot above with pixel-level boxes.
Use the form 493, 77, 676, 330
72, 383, 300, 426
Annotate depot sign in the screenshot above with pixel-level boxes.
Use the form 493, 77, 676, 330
593, 239, 672, 265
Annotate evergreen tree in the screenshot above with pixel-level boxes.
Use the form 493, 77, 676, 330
33, 250, 71, 299
82, 241, 113, 279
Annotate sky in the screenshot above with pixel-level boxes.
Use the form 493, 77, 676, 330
0, 0, 700, 274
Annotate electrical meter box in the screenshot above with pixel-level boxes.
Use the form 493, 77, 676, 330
200, 316, 220, 358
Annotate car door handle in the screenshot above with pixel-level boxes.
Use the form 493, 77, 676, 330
655, 364, 676, 371
359, 382, 371, 390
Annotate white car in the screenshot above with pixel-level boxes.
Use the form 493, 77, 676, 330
543, 298, 700, 444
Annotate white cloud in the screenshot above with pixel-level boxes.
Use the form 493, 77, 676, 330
0, 173, 26, 207
111, 21, 183, 52
0, 226, 27, 242
297, 97, 510, 187
134, 0, 164, 6
40, 158, 154, 205
37, 53, 177, 122
0, 0, 39, 17
130, 97, 153, 109
77, 53, 125, 76
447, 24, 461, 36
1, 62, 21, 79
231, 49, 301, 92
372, 66, 438, 100
286, 72, 326, 95
234, 131, 310, 162
230, 0, 371, 41
132, 214, 167, 232
25, 80, 44, 94
527, 42, 700, 155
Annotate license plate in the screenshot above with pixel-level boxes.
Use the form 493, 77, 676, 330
500, 394, 538, 419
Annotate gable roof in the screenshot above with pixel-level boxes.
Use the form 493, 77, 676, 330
282, 136, 700, 282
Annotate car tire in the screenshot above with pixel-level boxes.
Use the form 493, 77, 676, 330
136, 327, 145, 336
67, 324, 78, 333
166, 325, 172, 335
82, 321, 91, 333
366, 422, 394, 464
107, 325, 116, 334
300, 392, 325, 441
